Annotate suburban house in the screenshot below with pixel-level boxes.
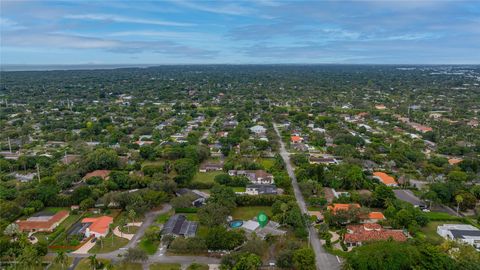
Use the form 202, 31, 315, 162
246, 184, 277, 195
199, 163, 223, 172
309, 155, 339, 165
327, 203, 361, 214
228, 170, 274, 184
375, 104, 387, 110
16, 210, 69, 232
360, 212, 386, 223
448, 158, 463, 165
83, 170, 111, 181
81, 216, 114, 238
62, 154, 81, 165
12, 172, 37, 182
291, 135, 304, 144
372, 172, 398, 187
249, 125, 266, 135
344, 223, 407, 247
437, 224, 480, 250
175, 188, 209, 207
163, 214, 198, 238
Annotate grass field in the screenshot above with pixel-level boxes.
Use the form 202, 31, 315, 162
75, 258, 111, 270
232, 206, 272, 220
233, 187, 246, 192
89, 233, 129, 253
192, 171, 222, 184
424, 211, 463, 221
259, 158, 275, 170
150, 263, 181, 270
119, 225, 140, 234
156, 211, 174, 224
139, 238, 160, 255
187, 263, 209, 270
45, 257, 73, 270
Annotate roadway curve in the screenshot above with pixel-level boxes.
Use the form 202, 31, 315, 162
273, 124, 341, 270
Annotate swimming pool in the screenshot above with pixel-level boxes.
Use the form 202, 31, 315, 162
229, 220, 243, 228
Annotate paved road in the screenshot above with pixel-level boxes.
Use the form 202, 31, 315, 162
273, 124, 341, 270
393, 190, 425, 207
200, 116, 218, 141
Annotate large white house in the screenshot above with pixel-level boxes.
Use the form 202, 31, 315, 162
437, 224, 480, 250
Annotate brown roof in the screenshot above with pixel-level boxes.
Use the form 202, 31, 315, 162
345, 224, 407, 243
83, 170, 111, 180
17, 210, 69, 232
82, 216, 113, 235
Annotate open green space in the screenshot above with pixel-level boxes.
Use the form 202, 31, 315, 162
89, 233, 129, 253
233, 187, 246, 192
259, 158, 275, 170
424, 211, 463, 221
192, 171, 222, 184
149, 263, 181, 270
419, 221, 462, 245
75, 258, 111, 270
232, 206, 272, 220
139, 238, 160, 255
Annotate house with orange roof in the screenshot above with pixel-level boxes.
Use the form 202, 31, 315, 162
375, 104, 387, 110
327, 203, 361, 214
360, 212, 386, 223
448, 158, 463, 165
83, 170, 111, 181
344, 223, 407, 247
373, 172, 398, 187
291, 135, 303, 144
81, 216, 113, 238
16, 210, 69, 233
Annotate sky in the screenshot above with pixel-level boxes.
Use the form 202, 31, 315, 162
1, 0, 479, 65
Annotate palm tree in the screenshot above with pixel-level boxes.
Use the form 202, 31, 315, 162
88, 255, 97, 270
455, 195, 463, 216
54, 251, 67, 270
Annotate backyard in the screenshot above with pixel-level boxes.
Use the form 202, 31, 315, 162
232, 206, 272, 220
192, 171, 222, 184
89, 233, 129, 253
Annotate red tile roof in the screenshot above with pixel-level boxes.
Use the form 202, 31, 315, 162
291, 136, 303, 143
82, 216, 113, 235
344, 224, 407, 243
17, 210, 69, 232
373, 172, 397, 186
327, 203, 360, 214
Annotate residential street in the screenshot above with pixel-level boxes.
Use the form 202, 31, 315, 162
273, 124, 341, 270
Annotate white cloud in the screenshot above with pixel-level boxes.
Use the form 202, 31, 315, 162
64, 14, 194, 27
171, 0, 254, 16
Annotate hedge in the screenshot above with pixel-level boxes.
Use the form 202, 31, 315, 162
175, 208, 198, 213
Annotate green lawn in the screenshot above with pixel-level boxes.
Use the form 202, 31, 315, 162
115, 263, 143, 270
192, 171, 222, 184
233, 187, 246, 192
150, 263, 181, 270
119, 225, 140, 234
419, 221, 462, 245
48, 213, 83, 245
424, 212, 463, 221
156, 211, 174, 224
259, 158, 275, 170
197, 225, 209, 238
89, 233, 129, 254
232, 206, 272, 220
75, 258, 111, 270
45, 257, 73, 270
187, 263, 209, 270
139, 238, 160, 255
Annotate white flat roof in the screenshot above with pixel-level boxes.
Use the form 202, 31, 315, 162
242, 220, 259, 231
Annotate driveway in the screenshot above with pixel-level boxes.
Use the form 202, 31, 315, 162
274, 124, 341, 270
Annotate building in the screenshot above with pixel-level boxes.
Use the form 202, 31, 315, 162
12, 172, 37, 182
448, 158, 463, 165
309, 155, 338, 165
375, 104, 387, 110
163, 214, 198, 237
327, 203, 360, 214
16, 210, 69, 233
360, 212, 386, 223
246, 184, 277, 195
228, 170, 274, 184
373, 172, 398, 187
291, 136, 303, 144
250, 125, 266, 135
175, 188, 209, 207
344, 224, 407, 247
437, 224, 480, 249
83, 170, 111, 181
81, 216, 113, 238
199, 163, 223, 172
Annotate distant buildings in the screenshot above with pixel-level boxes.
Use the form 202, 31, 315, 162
83, 170, 111, 181
250, 125, 267, 135
246, 184, 277, 195
199, 163, 223, 172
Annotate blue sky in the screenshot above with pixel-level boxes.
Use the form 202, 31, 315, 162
1, 0, 479, 65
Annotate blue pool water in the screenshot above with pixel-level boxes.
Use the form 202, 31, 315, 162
230, 220, 243, 228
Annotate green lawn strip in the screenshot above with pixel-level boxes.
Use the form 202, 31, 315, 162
187, 263, 209, 270
231, 206, 272, 220
75, 258, 110, 270
88, 233, 129, 254
46, 257, 74, 270
425, 212, 463, 221
156, 211, 174, 224
192, 171, 222, 184
139, 237, 160, 255
232, 187, 246, 192
259, 158, 275, 170
149, 263, 181, 270
48, 213, 83, 245
115, 262, 143, 270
